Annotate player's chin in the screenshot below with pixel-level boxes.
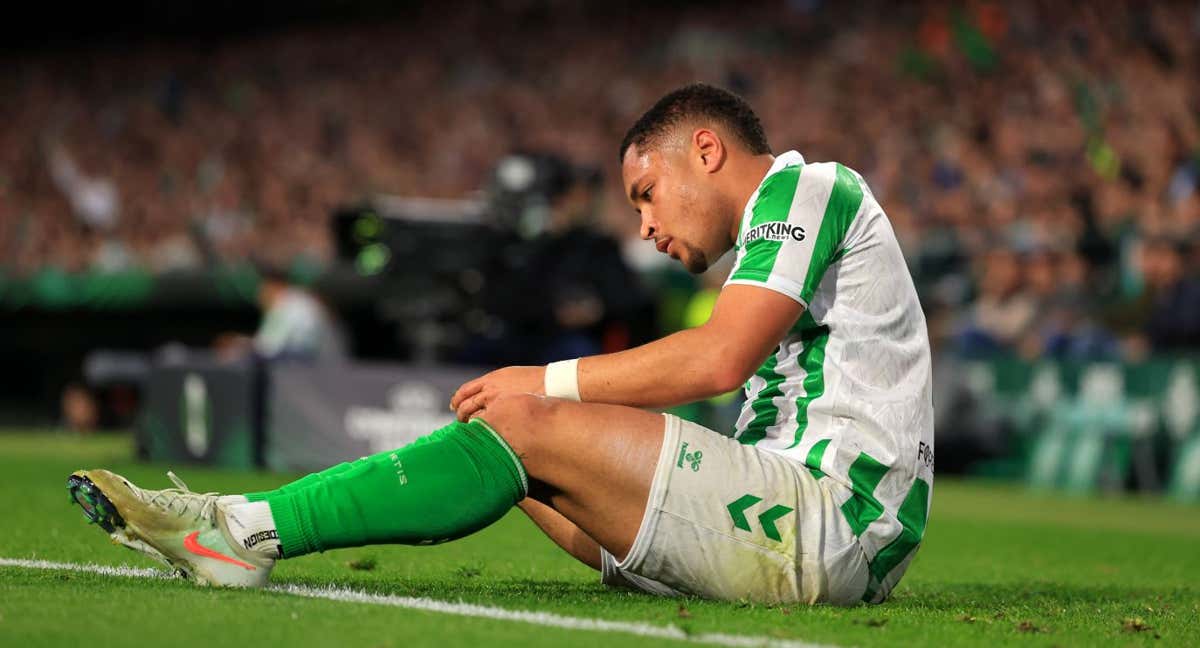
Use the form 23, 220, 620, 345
681, 251, 709, 274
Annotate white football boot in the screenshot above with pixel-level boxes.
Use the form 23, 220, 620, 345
67, 469, 274, 587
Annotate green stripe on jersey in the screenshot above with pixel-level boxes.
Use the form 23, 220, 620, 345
788, 310, 830, 448
737, 352, 786, 446
806, 438, 831, 479
866, 478, 931, 585
729, 165, 802, 283
799, 164, 864, 305
861, 477, 931, 603
840, 452, 890, 537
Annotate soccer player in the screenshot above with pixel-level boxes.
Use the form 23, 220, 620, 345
68, 83, 934, 605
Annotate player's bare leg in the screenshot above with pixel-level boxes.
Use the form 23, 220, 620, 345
474, 393, 665, 562
517, 497, 602, 570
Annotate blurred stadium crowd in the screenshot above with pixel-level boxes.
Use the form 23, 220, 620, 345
2, 0, 1198, 359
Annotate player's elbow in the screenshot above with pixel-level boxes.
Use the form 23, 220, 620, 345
708, 366, 748, 395
695, 328, 757, 395
707, 349, 758, 394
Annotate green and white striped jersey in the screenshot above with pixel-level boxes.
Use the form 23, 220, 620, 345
723, 150, 935, 602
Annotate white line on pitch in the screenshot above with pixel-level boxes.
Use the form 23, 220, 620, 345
0, 557, 838, 648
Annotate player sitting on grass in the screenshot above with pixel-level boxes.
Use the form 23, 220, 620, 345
68, 83, 934, 605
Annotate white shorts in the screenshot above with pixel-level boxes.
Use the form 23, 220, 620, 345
600, 414, 870, 606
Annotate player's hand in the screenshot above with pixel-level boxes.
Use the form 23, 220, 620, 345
450, 365, 545, 422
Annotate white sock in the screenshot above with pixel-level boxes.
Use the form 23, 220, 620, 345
221, 501, 281, 559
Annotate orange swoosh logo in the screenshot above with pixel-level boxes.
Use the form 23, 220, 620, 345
183, 531, 256, 571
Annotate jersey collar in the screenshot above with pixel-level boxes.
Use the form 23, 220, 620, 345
765, 150, 806, 178
736, 150, 806, 247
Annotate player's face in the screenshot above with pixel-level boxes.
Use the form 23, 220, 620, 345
622, 144, 725, 274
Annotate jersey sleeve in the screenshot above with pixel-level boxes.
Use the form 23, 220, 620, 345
725, 162, 865, 308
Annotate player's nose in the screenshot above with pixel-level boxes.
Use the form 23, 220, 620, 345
640, 214, 656, 241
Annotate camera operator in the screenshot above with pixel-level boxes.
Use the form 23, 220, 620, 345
464, 154, 653, 366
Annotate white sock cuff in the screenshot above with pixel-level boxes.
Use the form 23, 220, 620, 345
223, 501, 280, 557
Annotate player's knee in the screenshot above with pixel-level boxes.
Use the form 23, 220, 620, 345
475, 393, 559, 453
483, 392, 547, 425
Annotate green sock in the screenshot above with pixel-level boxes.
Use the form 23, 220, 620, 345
245, 462, 357, 502
264, 419, 527, 558
245, 428, 445, 502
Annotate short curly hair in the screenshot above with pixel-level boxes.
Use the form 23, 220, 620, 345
619, 83, 770, 162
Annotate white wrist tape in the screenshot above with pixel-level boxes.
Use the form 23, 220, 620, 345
544, 358, 582, 401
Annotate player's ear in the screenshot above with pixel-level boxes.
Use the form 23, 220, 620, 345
693, 128, 725, 174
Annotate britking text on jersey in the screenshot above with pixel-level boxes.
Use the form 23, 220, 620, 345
744, 221, 806, 244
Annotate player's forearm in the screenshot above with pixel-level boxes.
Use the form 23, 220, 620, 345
575, 326, 745, 408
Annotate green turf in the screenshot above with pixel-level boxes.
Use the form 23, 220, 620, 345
1, 431, 1197, 647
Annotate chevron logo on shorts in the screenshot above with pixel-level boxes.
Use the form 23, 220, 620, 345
726, 494, 793, 542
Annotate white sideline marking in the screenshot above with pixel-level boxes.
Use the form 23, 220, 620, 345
0, 557, 836, 648
0, 558, 167, 580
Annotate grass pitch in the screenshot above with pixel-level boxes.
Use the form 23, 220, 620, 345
0, 431, 1197, 647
